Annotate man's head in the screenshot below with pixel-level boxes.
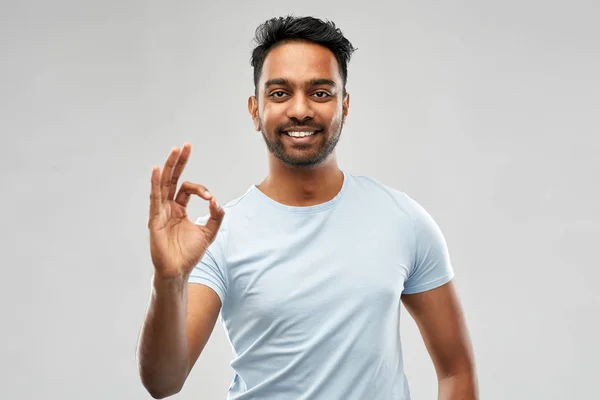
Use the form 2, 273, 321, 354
248, 16, 357, 168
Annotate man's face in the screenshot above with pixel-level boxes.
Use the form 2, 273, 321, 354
248, 41, 349, 168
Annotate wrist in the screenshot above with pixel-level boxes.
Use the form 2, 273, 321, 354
152, 272, 189, 293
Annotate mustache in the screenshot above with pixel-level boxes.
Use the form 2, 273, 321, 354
276, 121, 324, 133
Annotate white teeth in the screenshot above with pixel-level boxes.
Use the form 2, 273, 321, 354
286, 131, 316, 137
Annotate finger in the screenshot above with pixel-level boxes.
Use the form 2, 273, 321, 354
174, 181, 213, 208
205, 197, 225, 235
167, 142, 192, 201
148, 166, 161, 224
160, 146, 181, 202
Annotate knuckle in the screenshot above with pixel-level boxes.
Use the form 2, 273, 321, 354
180, 181, 192, 190
182, 181, 206, 192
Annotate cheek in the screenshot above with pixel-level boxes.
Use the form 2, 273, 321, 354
322, 101, 343, 122
262, 107, 290, 133
326, 109, 343, 129
259, 107, 278, 128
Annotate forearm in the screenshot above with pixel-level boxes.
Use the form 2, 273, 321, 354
438, 370, 478, 400
137, 274, 190, 398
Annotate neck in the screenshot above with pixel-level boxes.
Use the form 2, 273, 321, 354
258, 153, 344, 207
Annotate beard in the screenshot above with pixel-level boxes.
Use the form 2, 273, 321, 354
259, 115, 345, 168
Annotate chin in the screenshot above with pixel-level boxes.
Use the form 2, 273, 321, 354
282, 153, 329, 168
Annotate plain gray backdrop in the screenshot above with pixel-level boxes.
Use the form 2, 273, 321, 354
1, 0, 598, 399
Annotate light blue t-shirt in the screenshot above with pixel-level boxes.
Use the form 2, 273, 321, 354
189, 170, 454, 400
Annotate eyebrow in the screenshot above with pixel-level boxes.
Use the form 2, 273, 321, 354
264, 78, 337, 89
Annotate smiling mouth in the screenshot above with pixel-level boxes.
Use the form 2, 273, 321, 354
283, 130, 323, 137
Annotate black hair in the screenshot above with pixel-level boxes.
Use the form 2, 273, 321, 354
250, 15, 357, 96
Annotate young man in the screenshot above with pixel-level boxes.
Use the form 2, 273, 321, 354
137, 16, 478, 400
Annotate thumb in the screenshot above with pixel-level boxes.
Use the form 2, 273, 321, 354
204, 197, 225, 238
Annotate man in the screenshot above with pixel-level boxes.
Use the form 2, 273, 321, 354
137, 15, 478, 400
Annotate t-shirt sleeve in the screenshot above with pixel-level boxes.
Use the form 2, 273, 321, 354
402, 196, 455, 295
188, 215, 227, 304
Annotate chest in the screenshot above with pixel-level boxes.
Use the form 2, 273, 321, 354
222, 210, 414, 326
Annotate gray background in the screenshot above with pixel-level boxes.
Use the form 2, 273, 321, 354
1, 0, 598, 399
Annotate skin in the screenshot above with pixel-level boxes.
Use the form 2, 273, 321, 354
247, 40, 349, 206
137, 40, 477, 399
137, 144, 225, 399
402, 284, 478, 399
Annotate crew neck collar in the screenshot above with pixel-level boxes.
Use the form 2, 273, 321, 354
249, 170, 350, 214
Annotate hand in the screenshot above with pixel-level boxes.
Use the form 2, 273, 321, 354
148, 143, 225, 279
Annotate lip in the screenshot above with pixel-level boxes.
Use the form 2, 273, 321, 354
282, 130, 322, 143
281, 127, 322, 133
281, 128, 323, 136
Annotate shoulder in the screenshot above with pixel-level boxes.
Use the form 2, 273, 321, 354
194, 185, 256, 226
346, 171, 427, 222
193, 186, 259, 255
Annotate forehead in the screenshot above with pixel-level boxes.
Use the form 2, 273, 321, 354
260, 41, 341, 86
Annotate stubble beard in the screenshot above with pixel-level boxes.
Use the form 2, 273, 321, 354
259, 115, 345, 168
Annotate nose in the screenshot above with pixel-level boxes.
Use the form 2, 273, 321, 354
285, 93, 315, 121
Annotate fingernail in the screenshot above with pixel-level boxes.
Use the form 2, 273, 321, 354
205, 191, 212, 198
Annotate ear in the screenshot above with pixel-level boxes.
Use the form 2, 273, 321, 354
342, 92, 350, 125
248, 95, 260, 131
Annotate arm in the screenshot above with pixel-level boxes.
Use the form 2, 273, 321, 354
136, 276, 221, 399
139, 143, 226, 398
402, 281, 478, 400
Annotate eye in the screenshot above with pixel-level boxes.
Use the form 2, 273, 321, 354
269, 91, 288, 99
312, 91, 331, 98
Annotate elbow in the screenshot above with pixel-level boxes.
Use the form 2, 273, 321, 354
139, 369, 184, 399
439, 360, 477, 382
147, 388, 181, 399
136, 348, 189, 398
143, 381, 183, 399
